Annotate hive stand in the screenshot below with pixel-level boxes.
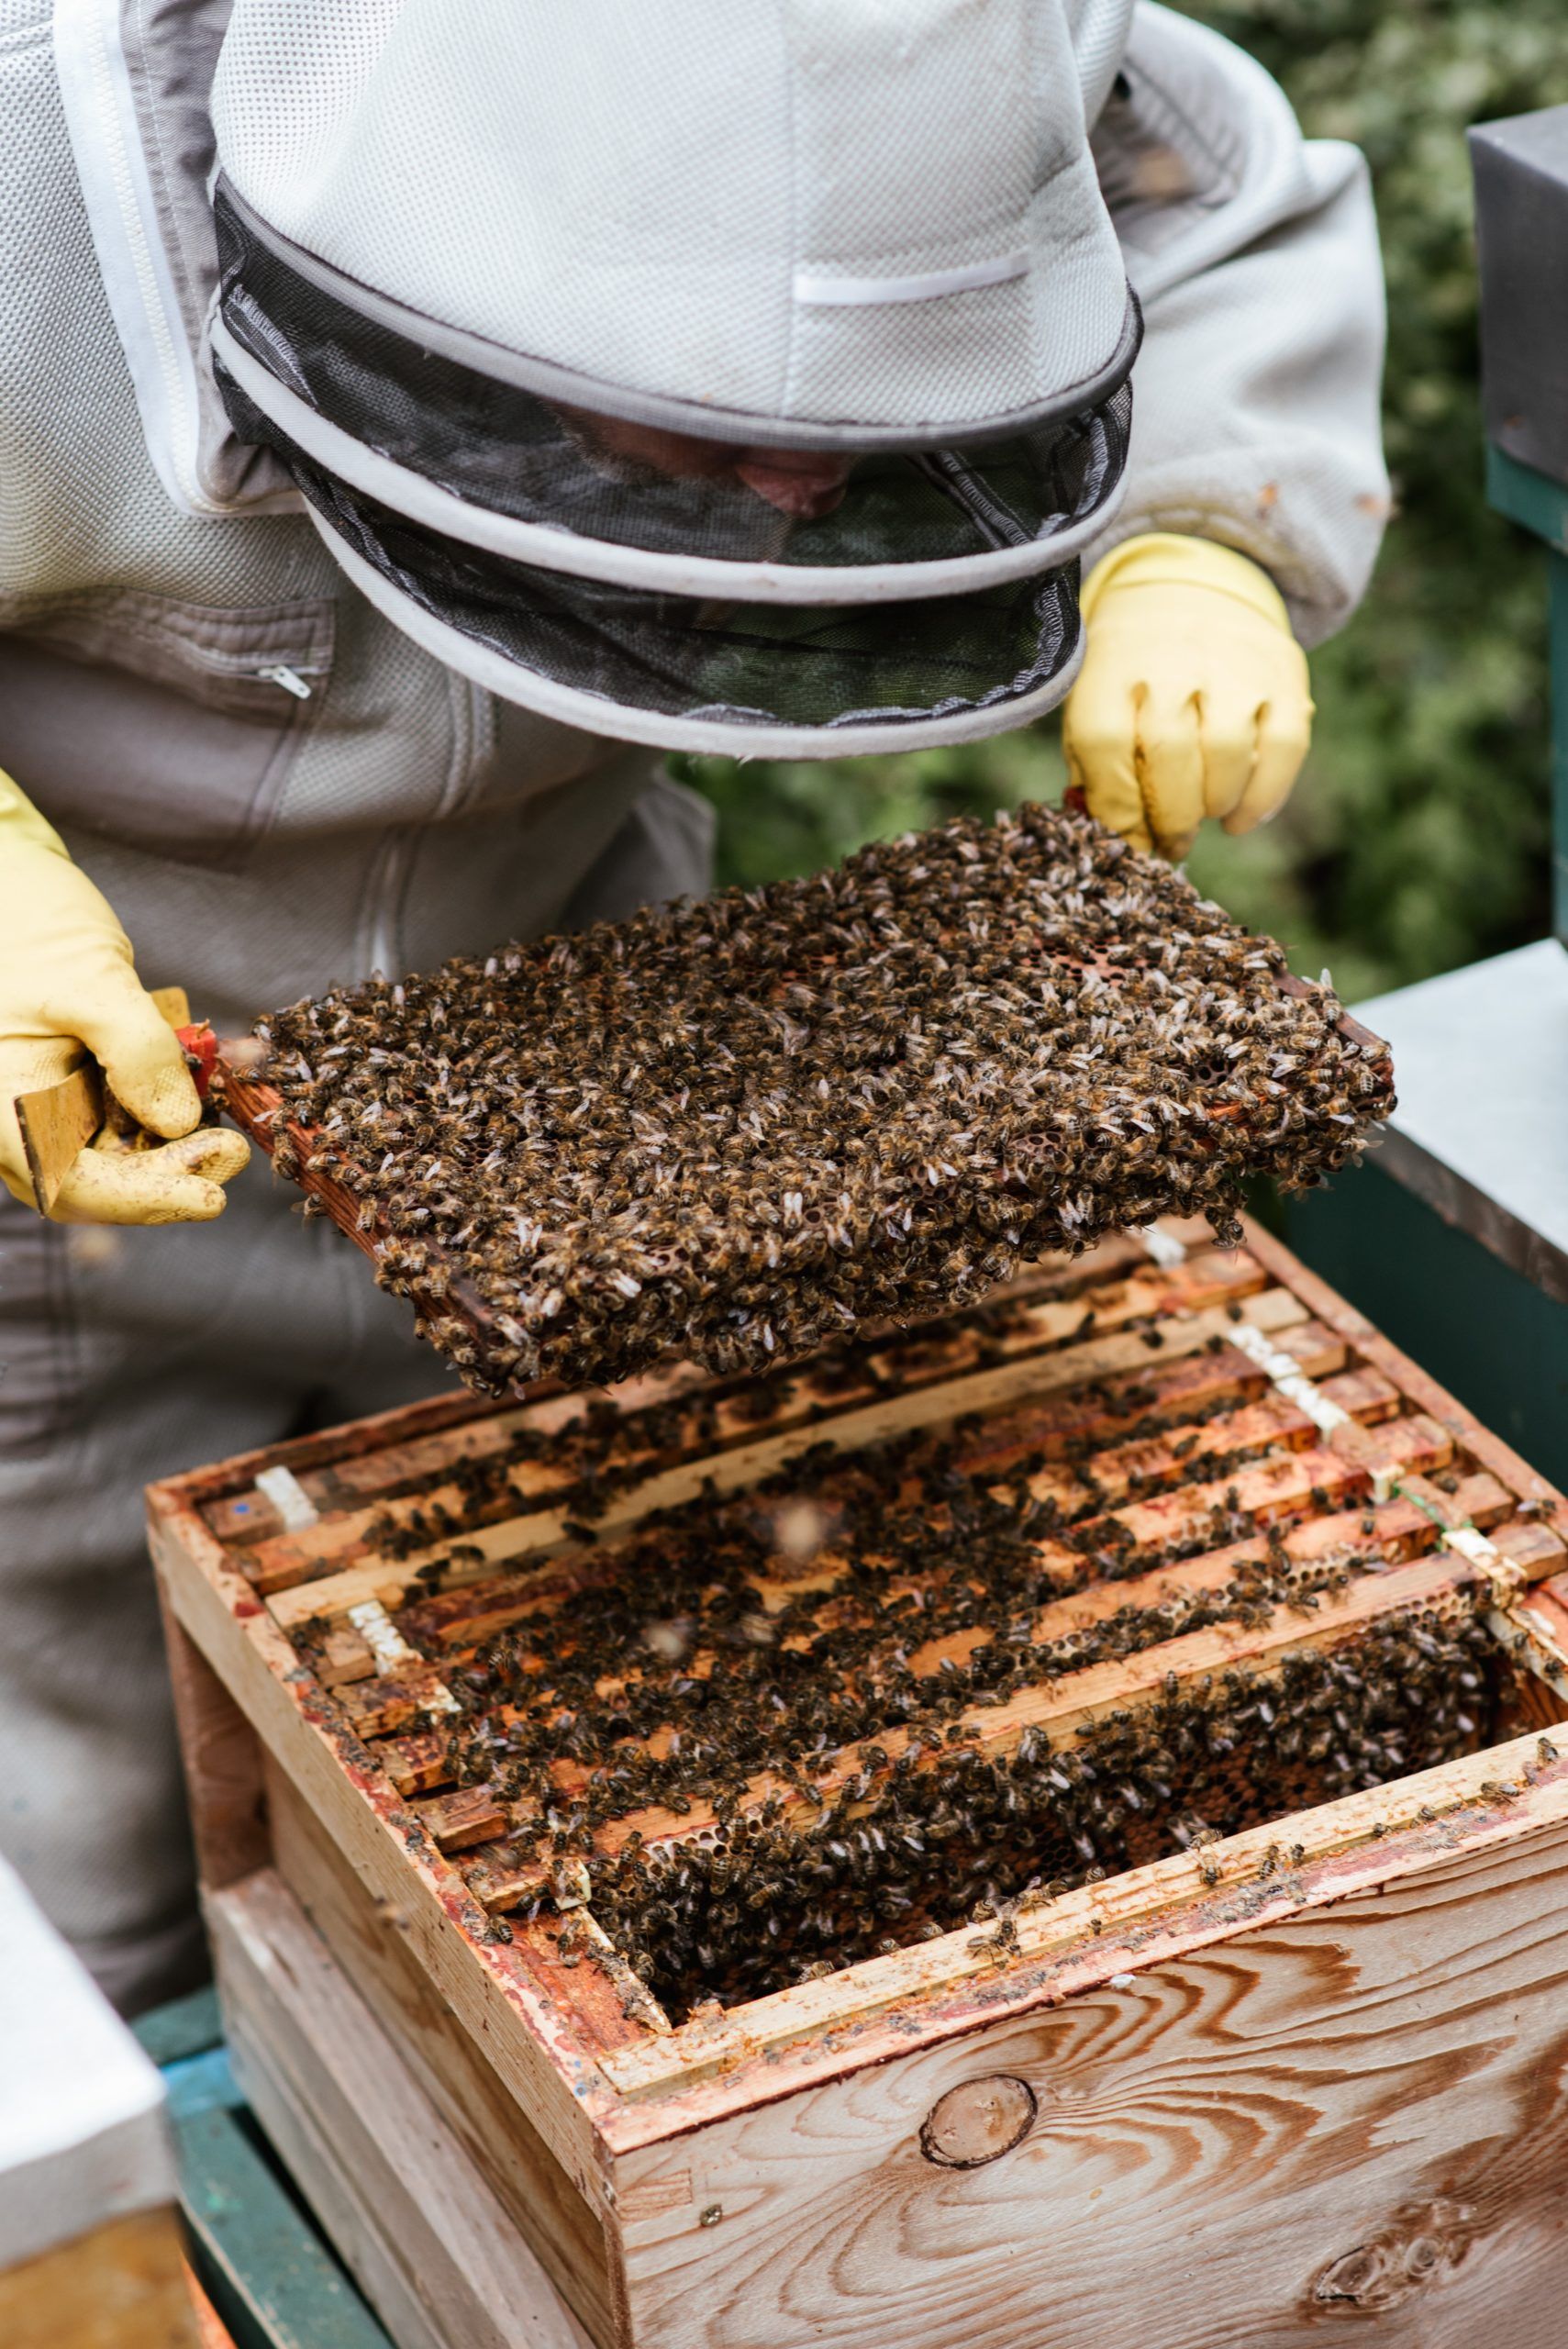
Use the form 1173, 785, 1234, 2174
150, 1218, 1568, 2349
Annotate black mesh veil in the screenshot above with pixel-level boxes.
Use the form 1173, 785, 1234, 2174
219, 369, 1084, 738
211, 174, 1137, 745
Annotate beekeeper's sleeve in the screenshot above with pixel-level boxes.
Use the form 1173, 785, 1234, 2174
1084, 1, 1389, 650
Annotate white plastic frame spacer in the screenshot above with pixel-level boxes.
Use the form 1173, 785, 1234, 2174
1226, 1319, 1354, 1440
1137, 1222, 1188, 1270
254, 1464, 319, 1531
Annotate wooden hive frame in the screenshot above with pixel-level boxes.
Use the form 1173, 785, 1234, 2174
150, 1218, 1568, 2349
209, 978, 1392, 1389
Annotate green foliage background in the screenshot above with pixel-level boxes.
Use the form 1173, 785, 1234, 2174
676, 0, 1563, 1007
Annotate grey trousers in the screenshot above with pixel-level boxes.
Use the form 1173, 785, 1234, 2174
0, 772, 714, 2013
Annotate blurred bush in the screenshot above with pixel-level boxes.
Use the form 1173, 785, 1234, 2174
677, 0, 1562, 1005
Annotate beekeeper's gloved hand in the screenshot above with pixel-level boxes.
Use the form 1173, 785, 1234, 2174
1062, 534, 1314, 862
0, 769, 249, 1222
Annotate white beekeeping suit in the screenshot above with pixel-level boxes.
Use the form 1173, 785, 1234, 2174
0, 0, 1385, 2010
1086, 4, 1387, 633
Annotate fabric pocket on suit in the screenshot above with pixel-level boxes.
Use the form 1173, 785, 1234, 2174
0, 591, 335, 870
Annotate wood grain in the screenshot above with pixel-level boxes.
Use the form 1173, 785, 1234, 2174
261, 1765, 627, 2347
0, 2207, 200, 2349
150, 1212, 1568, 2349
15, 985, 197, 1217
610, 1798, 1568, 2349
209, 1867, 595, 2349
146, 1479, 633, 2187
14, 1059, 103, 1216
156, 1586, 269, 1893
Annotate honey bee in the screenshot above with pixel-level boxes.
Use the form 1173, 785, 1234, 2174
250, 808, 1422, 2018
253, 802, 1388, 1398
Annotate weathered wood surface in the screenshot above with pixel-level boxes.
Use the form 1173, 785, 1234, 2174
261, 1764, 629, 2343
594, 1716, 1568, 2112
210, 1867, 594, 2349
0, 2207, 201, 2349
14, 1056, 103, 1217
156, 1587, 269, 1893
211, 1785, 1568, 2349
147, 1478, 638, 2186
211, 1749, 1568, 2349
155, 1214, 1568, 2096
611, 1774, 1568, 2349
151, 1214, 1568, 2349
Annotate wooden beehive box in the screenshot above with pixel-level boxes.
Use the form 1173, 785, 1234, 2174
149, 1219, 1568, 2349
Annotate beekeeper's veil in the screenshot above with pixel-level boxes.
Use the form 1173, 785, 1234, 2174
205, 0, 1140, 756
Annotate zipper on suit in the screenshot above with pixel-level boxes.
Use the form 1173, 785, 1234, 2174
256, 664, 319, 699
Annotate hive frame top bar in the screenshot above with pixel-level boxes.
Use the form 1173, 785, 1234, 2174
147, 1218, 1568, 2163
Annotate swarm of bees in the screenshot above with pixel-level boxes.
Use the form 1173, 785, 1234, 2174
385, 1399, 1496, 2021
253, 802, 1392, 1393
581, 1614, 1496, 2012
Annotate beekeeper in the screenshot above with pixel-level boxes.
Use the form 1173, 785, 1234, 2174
0, 0, 1386, 2010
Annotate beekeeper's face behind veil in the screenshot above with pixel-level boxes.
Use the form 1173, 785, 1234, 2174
208, 0, 1141, 759
552, 413, 856, 522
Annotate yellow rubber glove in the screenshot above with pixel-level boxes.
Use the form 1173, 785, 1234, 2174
0, 769, 250, 1222
1062, 533, 1314, 860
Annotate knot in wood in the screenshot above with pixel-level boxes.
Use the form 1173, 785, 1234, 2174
919, 2074, 1037, 2168
1311, 2206, 1473, 2311
1315, 2246, 1386, 2305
